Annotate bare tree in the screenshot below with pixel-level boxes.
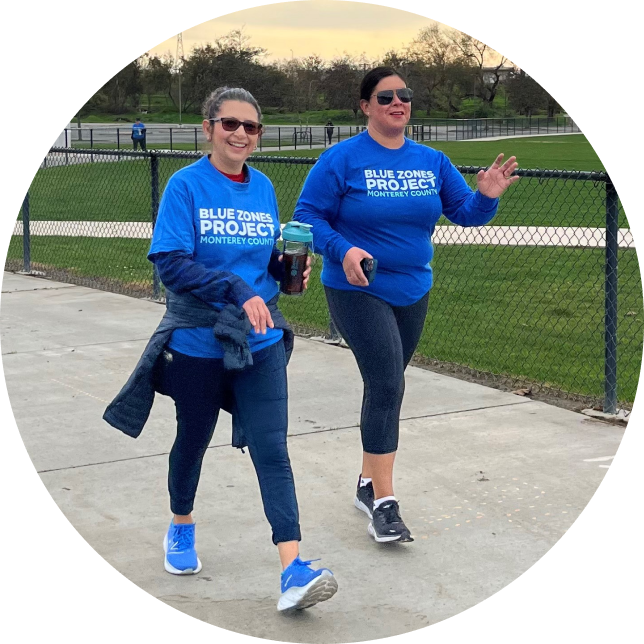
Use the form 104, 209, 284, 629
449, 30, 507, 104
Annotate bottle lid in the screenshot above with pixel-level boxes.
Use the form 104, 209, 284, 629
282, 221, 313, 243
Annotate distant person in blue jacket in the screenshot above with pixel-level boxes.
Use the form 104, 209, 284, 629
142, 87, 336, 611
294, 67, 519, 544
131, 117, 146, 150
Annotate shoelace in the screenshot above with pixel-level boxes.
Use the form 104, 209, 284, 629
171, 524, 194, 550
283, 557, 320, 574
378, 502, 403, 525
294, 557, 320, 567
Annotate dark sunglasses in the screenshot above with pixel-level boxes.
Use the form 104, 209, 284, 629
210, 117, 263, 136
371, 88, 413, 105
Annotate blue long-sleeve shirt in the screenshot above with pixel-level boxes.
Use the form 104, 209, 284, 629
294, 130, 499, 306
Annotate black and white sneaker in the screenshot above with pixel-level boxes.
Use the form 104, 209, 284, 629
354, 475, 374, 519
368, 500, 414, 543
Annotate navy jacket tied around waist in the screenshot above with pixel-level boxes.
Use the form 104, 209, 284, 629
102, 290, 294, 449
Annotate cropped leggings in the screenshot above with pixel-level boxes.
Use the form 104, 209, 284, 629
325, 287, 429, 454
156, 339, 301, 545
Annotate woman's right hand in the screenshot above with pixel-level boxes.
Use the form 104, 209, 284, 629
342, 247, 373, 287
242, 296, 274, 334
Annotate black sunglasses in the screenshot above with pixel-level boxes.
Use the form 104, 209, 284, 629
371, 88, 413, 105
210, 117, 263, 136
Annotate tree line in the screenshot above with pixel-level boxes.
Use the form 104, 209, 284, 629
77, 27, 561, 121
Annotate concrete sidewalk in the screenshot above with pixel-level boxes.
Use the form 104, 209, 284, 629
0, 272, 624, 642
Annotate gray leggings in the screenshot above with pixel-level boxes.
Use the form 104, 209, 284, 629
324, 287, 429, 454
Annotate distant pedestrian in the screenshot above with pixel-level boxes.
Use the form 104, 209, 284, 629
325, 120, 334, 145
132, 117, 147, 151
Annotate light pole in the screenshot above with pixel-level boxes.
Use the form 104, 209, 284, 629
176, 33, 184, 127
178, 69, 182, 127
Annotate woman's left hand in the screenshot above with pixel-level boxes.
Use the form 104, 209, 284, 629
477, 153, 520, 199
278, 254, 312, 290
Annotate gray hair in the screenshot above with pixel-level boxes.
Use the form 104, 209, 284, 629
202, 87, 262, 122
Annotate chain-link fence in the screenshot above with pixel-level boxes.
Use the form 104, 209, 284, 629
7, 147, 641, 412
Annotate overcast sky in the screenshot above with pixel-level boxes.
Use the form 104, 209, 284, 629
146, 1, 483, 63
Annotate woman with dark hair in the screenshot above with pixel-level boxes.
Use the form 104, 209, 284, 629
294, 67, 519, 543
104, 87, 337, 612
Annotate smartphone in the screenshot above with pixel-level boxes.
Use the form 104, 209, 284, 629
360, 258, 378, 284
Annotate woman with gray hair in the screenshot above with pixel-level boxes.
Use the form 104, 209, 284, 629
106, 87, 337, 612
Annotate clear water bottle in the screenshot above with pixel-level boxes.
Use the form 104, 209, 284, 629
280, 222, 313, 296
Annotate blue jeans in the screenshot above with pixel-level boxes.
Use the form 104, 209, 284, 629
325, 287, 429, 454
158, 339, 300, 544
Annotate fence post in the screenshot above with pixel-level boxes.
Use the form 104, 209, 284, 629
194, 127, 198, 151
22, 192, 31, 273
328, 316, 342, 342
151, 153, 161, 299
604, 179, 619, 414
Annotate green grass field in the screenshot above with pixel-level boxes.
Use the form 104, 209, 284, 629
25, 135, 626, 228
9, 133, 642, 404
259, 133, 606, 169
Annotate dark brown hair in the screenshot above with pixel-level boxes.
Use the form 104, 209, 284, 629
359, 67, 406, 102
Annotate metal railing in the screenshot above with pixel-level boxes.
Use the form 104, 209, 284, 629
61, 116, 579, 152
7, 147, 640, 413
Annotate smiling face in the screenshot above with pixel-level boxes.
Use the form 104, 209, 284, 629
360, 74, 411, 140
203, 100, 261, 174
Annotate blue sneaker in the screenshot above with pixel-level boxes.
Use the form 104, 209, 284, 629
163, 521, 202, 575
277, 556, 338, 611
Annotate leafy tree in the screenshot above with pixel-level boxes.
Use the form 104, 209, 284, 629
140, 54, 174, 112
506, 69, 547, 117
322, 56, 363, 118
180, 29, 269, 113
95, 59, 143, 114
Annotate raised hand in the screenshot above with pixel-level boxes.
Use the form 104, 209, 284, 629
477, 153, 520, 199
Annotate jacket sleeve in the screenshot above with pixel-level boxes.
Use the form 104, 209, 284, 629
149, 250, 257, 308
293, 153, 354, 263
267, 245, 285, 283
267, 187, 285, 283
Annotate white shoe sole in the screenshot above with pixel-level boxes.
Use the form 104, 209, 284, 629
367, 522, 411, 543
354, 495, 373, 519
277, 570, 338, 612
163, 532, 203, 575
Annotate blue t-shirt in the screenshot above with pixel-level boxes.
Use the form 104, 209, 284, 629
149, 155, 283, 358
294, 130, 499, 306
132, 122, 145, 139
